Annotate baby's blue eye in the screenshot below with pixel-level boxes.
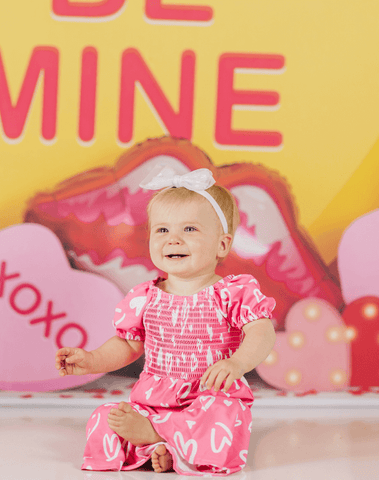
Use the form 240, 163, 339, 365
157, 227, 168, 233
184, 226, 197, 232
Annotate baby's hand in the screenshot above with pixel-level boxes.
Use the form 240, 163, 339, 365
55, 347, 93, 376
200, 358, 245, 393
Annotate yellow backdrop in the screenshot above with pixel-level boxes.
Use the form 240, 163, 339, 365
1, 0, 379, 266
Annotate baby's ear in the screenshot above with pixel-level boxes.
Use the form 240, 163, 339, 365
218, 233, 233, 259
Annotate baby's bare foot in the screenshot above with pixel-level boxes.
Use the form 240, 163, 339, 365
107, 402, 164, 446
151, 444, 173, 473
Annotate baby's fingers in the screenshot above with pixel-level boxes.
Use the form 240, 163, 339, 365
55, 348, 73, 369
201, 366, 223, 392
212, 370, 232, 392
221, 375, 236, 393
200, 368, 210, 390
200, 365, 217, 390
56, 347, 73, 358
65, 352, 84, 365
109, 408, 124, 417
55, 359, 65, 371
55, 355, 68, 372
64, 355, 77, 364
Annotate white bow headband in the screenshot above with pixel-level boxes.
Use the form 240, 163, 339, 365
139, 165, 229, 234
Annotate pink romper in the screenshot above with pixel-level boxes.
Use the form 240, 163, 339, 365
82, 274, 275, 476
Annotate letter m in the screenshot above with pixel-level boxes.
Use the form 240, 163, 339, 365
0, 47, 58, 142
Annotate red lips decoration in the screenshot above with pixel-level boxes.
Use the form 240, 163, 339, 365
24, 136, 342, 330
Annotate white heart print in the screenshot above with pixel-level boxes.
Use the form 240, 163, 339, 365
210, 422, 233, 454
253, 288, 266, 303
190, 353, 198, 372
207, 324, 213, 340
145, 387, 153, 400
177, 382, 192, 405
151, 412, 173, 424
103, 434, 122, 462
165, 352, 173, 375
239, 449, 248, 468
86, 413, 100, 440
199, 395, 216, 411
174, 431, 198, 464
129, 296, 147, 316
235, 414, 242, 427
159, 325, 164, 341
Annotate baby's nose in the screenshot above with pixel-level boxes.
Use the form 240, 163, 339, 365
168, 232, 182, 244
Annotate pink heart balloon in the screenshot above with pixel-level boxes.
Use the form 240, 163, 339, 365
0, 223, 123, 391
338, 208, 379, 304
256, 298, 351, 391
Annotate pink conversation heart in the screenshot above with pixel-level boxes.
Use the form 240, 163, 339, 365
0, 223, 123, 391
338, 208, 379, 304
256, 298, 351, 391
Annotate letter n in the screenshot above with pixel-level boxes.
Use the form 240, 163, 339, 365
118, 49, 195, 144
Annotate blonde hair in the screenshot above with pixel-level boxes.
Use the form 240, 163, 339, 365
147, 185, 240, 236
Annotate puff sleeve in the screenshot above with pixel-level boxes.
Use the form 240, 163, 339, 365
112, 281, 151, 342
217, 274, 276, 330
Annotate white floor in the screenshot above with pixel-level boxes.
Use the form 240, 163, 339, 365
1, 406, 379, 480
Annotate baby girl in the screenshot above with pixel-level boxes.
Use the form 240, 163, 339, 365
55, 166, 276, 476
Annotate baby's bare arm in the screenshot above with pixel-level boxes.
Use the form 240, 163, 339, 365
231, 318, 276, 373
56, 335, 144, 376
200, 318, 276, 392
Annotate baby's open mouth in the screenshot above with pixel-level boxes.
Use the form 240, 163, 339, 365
166, 254, 188, 258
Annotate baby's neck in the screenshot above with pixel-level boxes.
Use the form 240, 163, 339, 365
158, 273, 222, 296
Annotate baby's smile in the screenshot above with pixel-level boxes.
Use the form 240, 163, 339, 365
149, 197, 230, 282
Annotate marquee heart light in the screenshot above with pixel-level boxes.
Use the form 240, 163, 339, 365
256, 298, 351, 391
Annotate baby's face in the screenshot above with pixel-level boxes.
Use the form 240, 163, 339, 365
149, 197, 229, 280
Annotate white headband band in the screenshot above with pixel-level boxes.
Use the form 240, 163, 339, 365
139, 165, 229, 234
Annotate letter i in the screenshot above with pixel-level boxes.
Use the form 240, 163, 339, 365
78, 47, 98, 144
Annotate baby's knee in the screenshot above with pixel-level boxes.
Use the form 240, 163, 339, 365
90, 402, 121, 417
86, 403, 121, 432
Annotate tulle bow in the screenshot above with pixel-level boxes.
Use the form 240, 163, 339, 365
139, 165, 215, 191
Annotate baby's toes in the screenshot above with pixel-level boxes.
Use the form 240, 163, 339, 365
118, 401, 132, 413
110, 408, 125, 418
107, 417, 120, 431
151, 453, 161, 472
152, 461, 162, 472
107, 411, 114, 419
107, 416, 115, 426
107, 413, 120, 424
